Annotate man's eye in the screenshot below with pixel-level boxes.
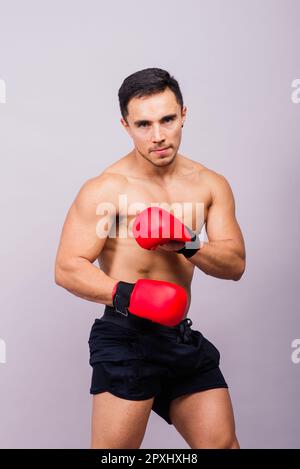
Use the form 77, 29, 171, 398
138, 117, 174, 128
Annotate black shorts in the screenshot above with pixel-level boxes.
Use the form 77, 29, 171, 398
88, 306, 228, 425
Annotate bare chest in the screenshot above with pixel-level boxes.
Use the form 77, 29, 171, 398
118, 177, 211, 235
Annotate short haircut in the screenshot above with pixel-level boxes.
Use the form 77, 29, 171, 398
118, 68, 184, 123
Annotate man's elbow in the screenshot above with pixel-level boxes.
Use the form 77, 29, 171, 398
232, 258, 246, 281
55, 266, 64, 286
54, 257, 84, 287
55, 262, 69, 287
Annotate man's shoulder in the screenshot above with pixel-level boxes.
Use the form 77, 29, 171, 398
181, 155, 226, 183
85, 154, 132, 190
95, 153, 134, 183
195, 165, 233, 199
199, 167, 228, 186
76, 165, 129, 208
81, 172, 126, 194
181, 156, 232, 202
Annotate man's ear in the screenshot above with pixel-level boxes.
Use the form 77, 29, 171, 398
120, 118, 131, 134
181, 105, 187, 126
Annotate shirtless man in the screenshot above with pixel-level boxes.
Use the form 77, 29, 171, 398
55, 68, 246, 449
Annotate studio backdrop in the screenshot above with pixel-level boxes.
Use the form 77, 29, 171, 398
0, 0, 299, 448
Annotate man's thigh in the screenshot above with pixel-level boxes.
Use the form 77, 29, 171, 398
91, 391, 154, 449
169, 388, 239, 449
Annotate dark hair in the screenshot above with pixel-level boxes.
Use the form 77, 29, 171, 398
118, 68, 184, 123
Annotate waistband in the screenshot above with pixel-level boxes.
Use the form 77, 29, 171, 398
101, 305, 193, 344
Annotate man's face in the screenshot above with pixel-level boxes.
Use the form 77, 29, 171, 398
121, 88, 187, 168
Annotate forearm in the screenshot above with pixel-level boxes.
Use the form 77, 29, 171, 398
55, 257, 116, 305
189, 239, 245, 280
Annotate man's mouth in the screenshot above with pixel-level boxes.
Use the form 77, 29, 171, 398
152, 147, 170, 154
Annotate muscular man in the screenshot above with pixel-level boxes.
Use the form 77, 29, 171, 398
55, 68, 246, 449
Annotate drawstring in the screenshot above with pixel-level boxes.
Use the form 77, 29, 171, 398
176, 318, 193, 344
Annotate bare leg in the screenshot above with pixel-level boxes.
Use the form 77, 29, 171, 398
169, 388, 240, 449
91, 391, 155, 449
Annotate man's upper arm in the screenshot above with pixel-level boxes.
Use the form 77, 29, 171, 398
205, 172, 245, 257
55, 174, 124, 268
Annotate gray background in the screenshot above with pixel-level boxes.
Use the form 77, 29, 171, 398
0, 0, 299, 448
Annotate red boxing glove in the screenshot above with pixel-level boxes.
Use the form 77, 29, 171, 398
133, 206, 200, 258
112, 278, 187, 327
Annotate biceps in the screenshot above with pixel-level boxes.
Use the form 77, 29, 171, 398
206, 202, 244, 245
56, 204, 114, 265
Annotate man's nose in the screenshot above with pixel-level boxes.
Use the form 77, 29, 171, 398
151, 124, 165, 142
